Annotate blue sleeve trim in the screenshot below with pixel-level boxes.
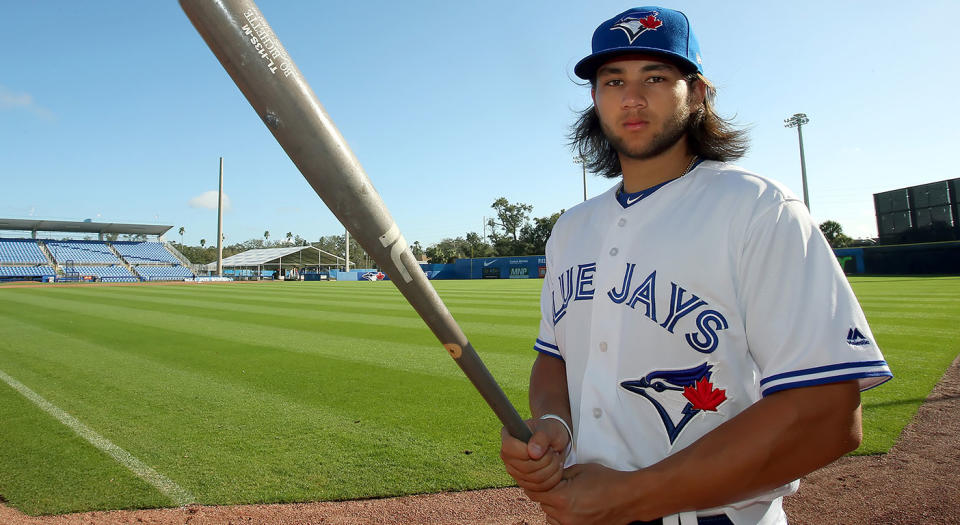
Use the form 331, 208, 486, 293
760, 360, 889, 386
535, 338, 559, 351
761, 371, 893, 397
533, 346, 565, 361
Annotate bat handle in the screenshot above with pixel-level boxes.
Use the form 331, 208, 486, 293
506, 417, 534, 443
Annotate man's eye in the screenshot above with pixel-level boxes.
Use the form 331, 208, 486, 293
646, 76, 665, 83
604, 79, 623, 87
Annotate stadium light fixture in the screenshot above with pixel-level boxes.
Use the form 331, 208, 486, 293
784, 113, 811, 210
573, 156, 587, 202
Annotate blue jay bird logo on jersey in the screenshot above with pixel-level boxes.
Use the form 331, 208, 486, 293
611, 11, 664, 44
621, 362, 727, 444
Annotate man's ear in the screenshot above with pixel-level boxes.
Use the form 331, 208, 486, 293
690, 78, 706, 112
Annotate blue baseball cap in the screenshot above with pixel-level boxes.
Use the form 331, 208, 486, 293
574, 6, 703, 80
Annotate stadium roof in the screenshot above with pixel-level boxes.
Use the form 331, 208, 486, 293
0, 218, 172, 236
205, 245, 343, 270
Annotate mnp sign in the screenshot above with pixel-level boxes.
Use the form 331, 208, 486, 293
455, 256, 546, 279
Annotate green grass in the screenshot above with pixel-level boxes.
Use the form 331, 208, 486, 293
0, 277, 956, 515
847, 276, 960, 453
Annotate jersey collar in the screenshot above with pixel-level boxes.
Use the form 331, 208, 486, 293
614, 158, 705, 209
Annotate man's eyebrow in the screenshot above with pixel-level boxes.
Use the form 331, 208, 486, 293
596, 64, 624, 76
641, 63, 676, 72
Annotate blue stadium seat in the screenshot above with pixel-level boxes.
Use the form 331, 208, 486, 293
135, 265, 195, 281
0, 238, 48, 264
112, 242, 180, 264
46, 241, 120, 264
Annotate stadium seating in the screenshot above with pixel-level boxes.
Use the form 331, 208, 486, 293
112, 241, 181, 264
0, 238, 48, 264
0, 266, 56, 277
135, 265, 194, 281
46, 241, 120, 264
64, 265, 138, 282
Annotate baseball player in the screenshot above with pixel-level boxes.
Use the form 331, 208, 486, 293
499, 6, 892, 525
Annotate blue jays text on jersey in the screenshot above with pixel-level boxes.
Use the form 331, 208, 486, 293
551, 261, 729, 355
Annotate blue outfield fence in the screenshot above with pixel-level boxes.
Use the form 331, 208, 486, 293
311, 246, 953, 282
453, 256, 546, 279
395, 256, 547, 280
833, 248, 866, 274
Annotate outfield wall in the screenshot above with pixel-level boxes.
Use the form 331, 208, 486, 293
835, 241, 960, 274
411, 256, 546, 280
416, 245, 958, 280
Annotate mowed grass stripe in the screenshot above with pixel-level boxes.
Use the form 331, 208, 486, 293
44, 286, 540, 335
849, 276, 960, 454
0, 290, 535, 392
97, 281, 543, 316
0, 301, 525, 437
22, 284, 541, 346
0, 367, 195, 507
0, 379, 170, 515
0, 307, 517, 512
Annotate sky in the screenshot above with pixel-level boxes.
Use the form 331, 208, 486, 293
2, 1, 958, 247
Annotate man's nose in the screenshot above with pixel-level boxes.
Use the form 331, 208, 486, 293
621, 85, 647, 109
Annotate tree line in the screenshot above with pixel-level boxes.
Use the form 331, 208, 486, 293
415, 197, 563, 264
172, 208, 869, 267
173, 198, 563, 266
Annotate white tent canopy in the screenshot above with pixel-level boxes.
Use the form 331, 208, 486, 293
203, 246, 343, 271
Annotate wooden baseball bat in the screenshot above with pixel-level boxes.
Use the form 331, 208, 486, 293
179, 0, 532, 442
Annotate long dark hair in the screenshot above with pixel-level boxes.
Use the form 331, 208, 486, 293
569, 74, 749, 179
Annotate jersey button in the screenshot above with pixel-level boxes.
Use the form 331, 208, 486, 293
609, 248, 618, 256
618, 218, 627, 227
599, 342, 607, 352
592, 408, 603, 419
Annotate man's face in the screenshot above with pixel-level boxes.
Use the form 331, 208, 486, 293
591, 57, 699, 160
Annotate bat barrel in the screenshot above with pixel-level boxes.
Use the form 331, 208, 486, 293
180, 0, 531, 442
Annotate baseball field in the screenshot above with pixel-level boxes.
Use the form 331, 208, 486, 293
0, 277, 957, 516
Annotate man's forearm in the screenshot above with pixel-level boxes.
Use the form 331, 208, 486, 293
529, 353, 572, 425
621, 380, 863, 519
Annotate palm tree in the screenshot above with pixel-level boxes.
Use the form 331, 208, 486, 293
200, 238, 206, 248
178, 226, 185, 246
264, 230, 270, 244
286, 231, 293, 245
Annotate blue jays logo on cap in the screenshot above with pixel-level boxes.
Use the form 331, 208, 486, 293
621, 362, 727, 444
610, 10, 663, 44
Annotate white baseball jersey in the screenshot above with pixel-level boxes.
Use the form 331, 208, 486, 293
533, 161, 891, 524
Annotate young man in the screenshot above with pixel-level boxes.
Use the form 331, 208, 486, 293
499, 7, 892, 525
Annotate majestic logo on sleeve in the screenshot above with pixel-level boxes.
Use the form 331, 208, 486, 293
621, 362, 727, 444
611, 11, 663, 44
846, 327, 870, 346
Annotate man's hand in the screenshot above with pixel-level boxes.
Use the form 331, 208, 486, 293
528, 463, 637, 525
500, 417, 571, 493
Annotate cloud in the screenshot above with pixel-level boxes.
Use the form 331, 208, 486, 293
0, 85, 53, 119
188, 190, 232, 211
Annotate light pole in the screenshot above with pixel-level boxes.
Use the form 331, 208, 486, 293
784, 113, 810, 210
573, 156, 587, 202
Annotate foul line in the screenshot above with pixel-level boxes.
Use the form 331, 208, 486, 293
0, 368, 195, 506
